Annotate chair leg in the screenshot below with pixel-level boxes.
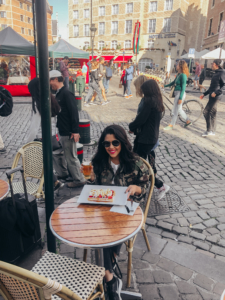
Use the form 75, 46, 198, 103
99, 282, 105, 300
142, 228, 151, 251
83, 249, 87, 262
127, 239, 133, 287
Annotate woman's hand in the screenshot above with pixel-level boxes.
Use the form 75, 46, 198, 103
129, 130, 134, 134
211, 92, 216, 98
200, 94, 204, 100
178, 100, 182, 105
126, 185, 142, 199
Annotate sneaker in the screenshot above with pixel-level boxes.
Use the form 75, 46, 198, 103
54, 181, 64, 192
84, 103, 90, 107
67, 180, 87, 188
0, 147, 6, 153
107, 276, 122, 300
184, 122, 192, 128
129, 94, 133, 98
101, 102, 108, 105
89, 102, 97, 105
125, 96, 130, 99
124, 94, 128, 97
155, 184, 170, 201
202, 131, 215, 137
163, 126, 173, 131
106, 100, 111, 104
208, 131, 215, 136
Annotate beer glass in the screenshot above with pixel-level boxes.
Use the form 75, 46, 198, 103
82, 161, 92, 179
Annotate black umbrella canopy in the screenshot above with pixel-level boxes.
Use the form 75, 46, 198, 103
0, 26, 35, 56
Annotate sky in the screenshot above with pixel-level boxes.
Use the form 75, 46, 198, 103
48, 0, 69, 40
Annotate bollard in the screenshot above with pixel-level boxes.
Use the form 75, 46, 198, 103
75, 95, 82, 111
79, 119, 90, 144
76, 142, 83, 164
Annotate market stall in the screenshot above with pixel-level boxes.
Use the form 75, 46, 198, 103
0, 27, 36, 96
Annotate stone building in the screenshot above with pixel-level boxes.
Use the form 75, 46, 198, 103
0, 0, 53, 45
68, 0, 209, 70
203, 0, 225, 51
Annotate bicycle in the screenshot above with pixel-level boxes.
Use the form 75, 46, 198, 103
161, 89, 204, 124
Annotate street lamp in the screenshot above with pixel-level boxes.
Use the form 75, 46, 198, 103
90, 24, 97, 60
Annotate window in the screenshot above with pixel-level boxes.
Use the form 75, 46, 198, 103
125, 40, 131, 49
218, 12, 224, 32
99, 41, 105, 50
19, 2, 23, 8
112, 4, 119, 15
0, 0, 6, 4
0, 11, 6, 18
163, 18, 171, 32
99, 22, 105, 35
74, 25, 79, 37
148, 40, 154, 49
84, 0, 90, 3
84, 24, 89, 36
73, 10, 79, 19
1, 24, 7, 29
28, 29, 31, 35
208, 18, 213, 36
84, 41, 89, 49
165, 0, 173, 11
112, 40, 117, 49
21, 27, 25, 34
27, 5, 30, 11
73, 0, 78, 3
28, 17, 31, 24
212, 0, 215, 7
112, 21, 118, 34
126, 3, 133, 13
99, 6, 105, 16
20, 15, 24, 21
125, 20, 132, 33
148, 19, 156, 33
149, 1, 157, 12
84, 9, 89, 18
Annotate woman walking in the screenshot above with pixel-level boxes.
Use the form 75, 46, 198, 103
129, 78, 170, 201
120, 64, 127, 97
163, 60, 192, 130
200, 59, 225, 137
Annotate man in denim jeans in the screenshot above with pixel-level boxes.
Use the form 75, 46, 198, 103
125, 62, 134, 99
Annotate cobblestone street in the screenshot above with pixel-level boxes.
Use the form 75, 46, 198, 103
0, 76, 225, 299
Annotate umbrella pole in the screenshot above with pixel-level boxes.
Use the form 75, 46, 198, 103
35, 0, 56, 253
32, 0, 38, 76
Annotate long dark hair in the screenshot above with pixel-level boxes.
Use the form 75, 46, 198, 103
141, 80, 165, 113
92, 124, 136, 177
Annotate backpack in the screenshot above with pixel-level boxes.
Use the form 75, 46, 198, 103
106, 67, 113, 78
0, 87, 13, 117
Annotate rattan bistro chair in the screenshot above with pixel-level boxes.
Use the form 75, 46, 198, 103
0, 251, 105, 300
10, 142, 44, 199
125, 157, 155, 287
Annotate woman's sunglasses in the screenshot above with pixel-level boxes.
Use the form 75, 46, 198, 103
102, 140, 120, 148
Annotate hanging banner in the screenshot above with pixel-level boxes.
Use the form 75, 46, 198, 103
133, 21, 141, 55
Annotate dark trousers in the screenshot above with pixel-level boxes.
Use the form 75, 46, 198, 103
133, 141, 163, 189
203, 96, 220, 132
103, 244, 122, 273
123, 83, 127, 95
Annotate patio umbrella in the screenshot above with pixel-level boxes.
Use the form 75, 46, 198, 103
195, 49, 210, 59
201, 48, 225, 59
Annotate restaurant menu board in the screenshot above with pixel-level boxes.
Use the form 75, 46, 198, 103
0, 56, 30, 85
77, 185, 128, 206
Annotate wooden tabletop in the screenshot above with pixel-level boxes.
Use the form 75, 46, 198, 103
0, 179, 9, 200
50, 198, 143, 248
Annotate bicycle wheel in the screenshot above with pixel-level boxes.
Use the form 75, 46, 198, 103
179, 99, 204, 124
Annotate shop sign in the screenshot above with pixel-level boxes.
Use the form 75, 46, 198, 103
149, 33, 176, 39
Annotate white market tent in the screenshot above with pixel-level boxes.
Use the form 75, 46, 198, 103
201, 47, 225, 59
195, 49, 210, 59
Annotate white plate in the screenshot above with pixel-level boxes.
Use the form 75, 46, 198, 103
77, 185, 128, 206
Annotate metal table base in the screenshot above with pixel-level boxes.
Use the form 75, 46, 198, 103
95, 249, 142, 300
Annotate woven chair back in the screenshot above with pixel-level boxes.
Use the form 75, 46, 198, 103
21, 142, 43, 179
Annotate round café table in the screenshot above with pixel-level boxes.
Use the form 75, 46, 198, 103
50, 197, 144, 300
0, 179, 9, 200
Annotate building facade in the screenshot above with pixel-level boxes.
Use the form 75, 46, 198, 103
203, 0, 225, 51
68, 0, 209, 70
0, 0, 53, 45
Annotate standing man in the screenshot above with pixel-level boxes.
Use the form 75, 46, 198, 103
82, 62, 87, 80
200, 59, 225, 137
125, 61, 134, 99
193, 61, 201, 90
0, 133, 6, 153
59, 56, 70, 89
49, 70, 86, 188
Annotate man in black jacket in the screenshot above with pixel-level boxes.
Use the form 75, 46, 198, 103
200, 59, 225, 137
49, 70, 86, 188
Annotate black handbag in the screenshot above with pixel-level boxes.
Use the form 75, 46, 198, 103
52, 134, 62, 151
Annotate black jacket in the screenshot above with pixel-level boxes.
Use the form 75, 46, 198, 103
28, 77, 41, 114
203, 69, 225, 99
129, 97, 161, 145
56, 86, 79, 136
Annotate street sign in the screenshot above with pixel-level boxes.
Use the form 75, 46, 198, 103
188, 48, 195, 58
218, 20, 225, 43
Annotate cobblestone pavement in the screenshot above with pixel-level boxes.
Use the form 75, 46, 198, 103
0, 76, 225, 299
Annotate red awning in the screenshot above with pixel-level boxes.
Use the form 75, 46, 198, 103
101, 55, 114, 61
89, 55, 98, 60
114, 55, 133, 62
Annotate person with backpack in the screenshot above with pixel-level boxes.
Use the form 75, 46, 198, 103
0, 86, 13, 153
104, 62, 113, 94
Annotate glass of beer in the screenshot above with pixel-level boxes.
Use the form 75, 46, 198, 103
82, 161, 92, 179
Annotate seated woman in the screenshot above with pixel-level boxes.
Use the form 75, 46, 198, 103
87, 124, 149, 300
